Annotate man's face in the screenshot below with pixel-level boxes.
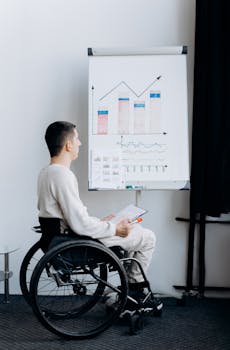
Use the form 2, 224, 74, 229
70, 128, 81, 160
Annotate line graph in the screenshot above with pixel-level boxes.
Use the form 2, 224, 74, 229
99, 75, 162, 101
122, 149, 166, 154
122, 157, 166, 162
117, 139, 167, 151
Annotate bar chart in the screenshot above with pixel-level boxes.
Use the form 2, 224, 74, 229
94, 78, 162, 135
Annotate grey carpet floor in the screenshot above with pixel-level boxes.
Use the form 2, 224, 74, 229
0, 295, 230, 350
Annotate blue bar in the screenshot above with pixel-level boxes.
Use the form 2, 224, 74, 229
134, 103, 145, 108
118, 97, 130, 101
150, 93, 161, 98
98, 110, 108, 115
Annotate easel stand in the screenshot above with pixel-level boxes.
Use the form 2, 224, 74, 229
174, 214, 230, 298
135, 190, 142, 207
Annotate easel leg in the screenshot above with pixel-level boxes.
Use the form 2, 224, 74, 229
186, 218, 196, 293
198, 213, 206, 297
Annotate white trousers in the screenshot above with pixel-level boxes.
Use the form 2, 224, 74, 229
100, 224, 156, 283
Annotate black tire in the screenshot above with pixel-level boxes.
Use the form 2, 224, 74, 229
19, 241, 43, 305
30, 240, 128, 339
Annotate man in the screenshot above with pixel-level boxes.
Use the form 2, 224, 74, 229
38, 121, 162, 312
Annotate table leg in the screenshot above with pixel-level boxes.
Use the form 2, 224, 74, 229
3, 253, 10, 304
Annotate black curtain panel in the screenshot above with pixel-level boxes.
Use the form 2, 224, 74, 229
190, 0, 230, 216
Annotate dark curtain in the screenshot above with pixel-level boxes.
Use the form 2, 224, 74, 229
191, 0, 230, 217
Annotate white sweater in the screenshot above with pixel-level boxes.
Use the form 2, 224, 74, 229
37, 164, 116, 239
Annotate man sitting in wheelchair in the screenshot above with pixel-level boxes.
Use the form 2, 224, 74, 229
37, 121, 163, 316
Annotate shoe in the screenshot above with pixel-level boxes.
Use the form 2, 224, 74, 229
142, 296, 163, 314
120, 297, 138, 317
120, 293, 163, 318
128, 283, 163, 313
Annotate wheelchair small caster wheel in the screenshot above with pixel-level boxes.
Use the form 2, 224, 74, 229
152, 308, 162, 317
129, 314, 144, 335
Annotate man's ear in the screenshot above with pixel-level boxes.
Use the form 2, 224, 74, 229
65, 140, 72, 152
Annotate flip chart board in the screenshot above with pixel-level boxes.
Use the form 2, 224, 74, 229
88, 47, 189, 190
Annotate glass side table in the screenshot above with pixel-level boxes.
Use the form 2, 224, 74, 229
0, 246, 19, 303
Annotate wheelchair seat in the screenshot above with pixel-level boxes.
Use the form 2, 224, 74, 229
39, 217, 127, 259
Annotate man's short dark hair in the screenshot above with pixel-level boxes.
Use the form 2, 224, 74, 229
45, 121, 76, 157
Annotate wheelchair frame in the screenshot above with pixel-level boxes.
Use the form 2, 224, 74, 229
20, 226, 162, 339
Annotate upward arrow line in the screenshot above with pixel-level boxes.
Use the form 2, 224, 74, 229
99, 75, 162, 101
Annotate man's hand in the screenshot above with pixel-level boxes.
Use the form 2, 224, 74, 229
115, 218, 131, 238
101, 214, 115, 221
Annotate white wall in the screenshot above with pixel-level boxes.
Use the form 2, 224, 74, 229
1, 0, 228, 297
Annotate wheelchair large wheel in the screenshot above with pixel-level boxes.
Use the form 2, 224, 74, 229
19, 241, 43, 305
30, 240, 128, 339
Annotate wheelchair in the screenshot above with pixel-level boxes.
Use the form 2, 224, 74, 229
20, 218, 162, 339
